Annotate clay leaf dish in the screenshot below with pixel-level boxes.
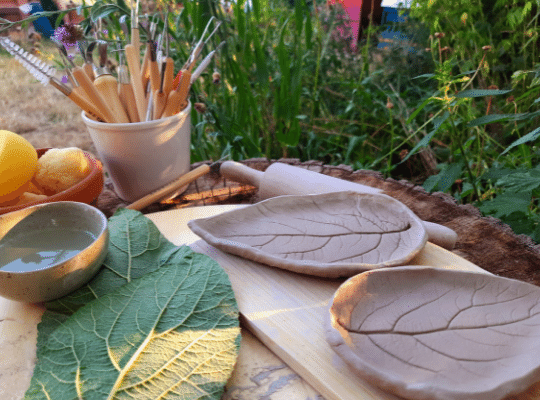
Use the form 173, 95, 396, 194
0, 148, 103, 216
326, 266, 540, 400
187, 191, 427, 277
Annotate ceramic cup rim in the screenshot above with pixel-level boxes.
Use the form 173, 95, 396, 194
80, 100, 191, 130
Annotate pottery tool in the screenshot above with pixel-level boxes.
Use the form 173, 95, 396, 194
83, 41, 97, 81
117, 50, 139, 123
220, 161, 458, 250
125, 35, 148, 123
145, 87, 154, 121
131, 0, 141, 68
184, 17, 222, 72
93, 42, 130, 123
161, 69, 191, 117
126, 162, 220, 210
148, 33, 161, 94
0, 38, 106, 122
190, 41, 226, 84
161, 14, 174, 98
52, 41, 111, 123
140, 20, 157, 92
153, 60, 168, 120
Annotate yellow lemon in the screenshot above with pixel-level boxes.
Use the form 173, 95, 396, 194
0, 130, 38, 204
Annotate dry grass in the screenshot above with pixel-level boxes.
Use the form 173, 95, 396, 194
0, 41, 97, 154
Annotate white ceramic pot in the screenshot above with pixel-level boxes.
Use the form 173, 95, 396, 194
81, 102, 191, 202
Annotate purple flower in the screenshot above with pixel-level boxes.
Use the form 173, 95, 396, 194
53, 23, 84, 48
61, 75, 69, 84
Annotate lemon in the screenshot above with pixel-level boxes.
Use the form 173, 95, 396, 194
0, 130, 38, 203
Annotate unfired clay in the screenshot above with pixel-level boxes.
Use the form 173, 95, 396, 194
326, 266, 540, 400
188, 192, 427, 277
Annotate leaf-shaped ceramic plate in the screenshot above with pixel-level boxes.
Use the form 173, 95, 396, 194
188, 191, 427, 277
326, 266, 540, 400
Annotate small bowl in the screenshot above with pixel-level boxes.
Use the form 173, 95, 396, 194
0, 148, 104, 216
0, 201, 109, 303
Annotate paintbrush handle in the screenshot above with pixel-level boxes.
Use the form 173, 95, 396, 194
119, 82, 139, 123
126, 164, 210, 210
125, 44, 147, 122
83, 62, 95, 82
72, 67, 114, 123
94, 74, 130, 123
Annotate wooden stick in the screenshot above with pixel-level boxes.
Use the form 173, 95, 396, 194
125, 44, 147, 122
126, 164, 211, 210
72, 67, 114, 123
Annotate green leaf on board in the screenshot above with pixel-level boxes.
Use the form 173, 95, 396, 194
47, 208, 191, 314
478, 192, 532, 218
25, 209, 240, 400
502, 126, 540, 155
25, 251, 240, 400
455, 89, 513, 98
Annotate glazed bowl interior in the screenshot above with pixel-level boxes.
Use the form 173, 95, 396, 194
0, 201, 109, 303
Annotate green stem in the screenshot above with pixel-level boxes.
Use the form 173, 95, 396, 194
448, 112, 479, 200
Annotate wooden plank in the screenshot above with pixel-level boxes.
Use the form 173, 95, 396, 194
149, 205, 493, 400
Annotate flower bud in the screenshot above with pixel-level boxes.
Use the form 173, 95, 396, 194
434, 32, 445, 39
386, 97, 394, 109
482, 45, 492, 52
212, 71, 221, 85
441, 46, 450, 53
194, 102, 207, 114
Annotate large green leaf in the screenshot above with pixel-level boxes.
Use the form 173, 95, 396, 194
24, 250, 240, 400
47, 208, 191, 314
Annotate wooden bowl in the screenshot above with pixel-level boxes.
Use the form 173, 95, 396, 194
0, 148, 104, 216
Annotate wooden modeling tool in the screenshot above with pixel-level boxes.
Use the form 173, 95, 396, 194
153, 61, 168, 120
220, 161, 458, 250
140, 20, 157, 93
83, 41, 96, 82
53, 40, 110, 122
93, 42, 130, 123
131, 0, 141, 67
190, 41, 225, 84
161, 69, 190, 118
126, 160, 223, 210
117, 51, 139, 123
0, 38, 106, 122
162, 13, 174, 98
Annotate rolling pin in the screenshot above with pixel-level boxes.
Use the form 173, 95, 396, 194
220, 161, 458, 250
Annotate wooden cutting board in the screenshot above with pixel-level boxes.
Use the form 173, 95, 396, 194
2, 205, 540, 400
